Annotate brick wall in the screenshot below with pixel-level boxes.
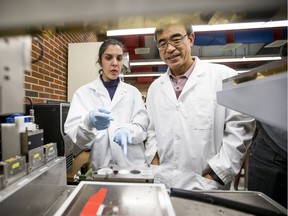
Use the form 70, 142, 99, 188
25, 31, 97, 104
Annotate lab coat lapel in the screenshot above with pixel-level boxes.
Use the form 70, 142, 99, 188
178, 59, 204, 100
110, 82, 126, 109
160, 74, 178, 105
94, 78, 111, 108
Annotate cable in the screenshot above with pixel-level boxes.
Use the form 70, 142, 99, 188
25, 97, 35, 123
25, 96, 33, 108
170, 188, 287, 216
31, 36, 44, 64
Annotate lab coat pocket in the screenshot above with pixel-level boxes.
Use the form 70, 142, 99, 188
196, 174, 221, 190
187, 96, 216, 130
153, 165, 173, 189
171, 171, 221, 190
126, 143, 146, 162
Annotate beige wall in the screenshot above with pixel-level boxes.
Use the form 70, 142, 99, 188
25, 31, 97, 104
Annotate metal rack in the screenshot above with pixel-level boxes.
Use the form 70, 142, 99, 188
0, 157, 68, 216
217, 58, 287, 131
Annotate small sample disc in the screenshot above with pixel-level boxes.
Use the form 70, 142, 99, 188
97, 168, 113, 175
130, 170, 141, 174
118, 169, 129, 175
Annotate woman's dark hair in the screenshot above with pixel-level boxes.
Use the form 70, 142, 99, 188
98, 39, 125, 65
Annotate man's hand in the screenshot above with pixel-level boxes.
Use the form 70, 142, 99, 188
151, 152, 160, 165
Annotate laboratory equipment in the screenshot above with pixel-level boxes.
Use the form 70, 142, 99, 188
54, 181, 175, 216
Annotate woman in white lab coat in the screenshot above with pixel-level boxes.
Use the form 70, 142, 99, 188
145, 23, 255, 190
65, 39, 149, 171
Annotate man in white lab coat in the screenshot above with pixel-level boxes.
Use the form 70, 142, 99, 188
145, 22, 255, 190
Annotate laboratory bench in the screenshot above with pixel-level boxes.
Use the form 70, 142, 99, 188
0, 156, 286, 216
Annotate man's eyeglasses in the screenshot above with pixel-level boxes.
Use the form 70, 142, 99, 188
156, 34, 187, 51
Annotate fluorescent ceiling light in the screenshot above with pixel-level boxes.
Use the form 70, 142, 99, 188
193, 20, 288, 32
107, 27, 155, 36
202, 56, 281, 63
122, 72, 164, 77
130, 60, 164, 66
122, 70, 250, 78
130, 56, 282, 66
107, 20, 288, 36
204, 56, 282, 63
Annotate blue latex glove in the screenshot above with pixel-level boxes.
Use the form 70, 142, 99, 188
88, 108, 113, 130
113, 128, 132, 156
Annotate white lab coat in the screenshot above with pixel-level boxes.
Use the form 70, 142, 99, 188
65, 77, 149, 171
145, 57, 255, 190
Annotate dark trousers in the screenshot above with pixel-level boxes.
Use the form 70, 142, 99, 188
248, 130, 287, 208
